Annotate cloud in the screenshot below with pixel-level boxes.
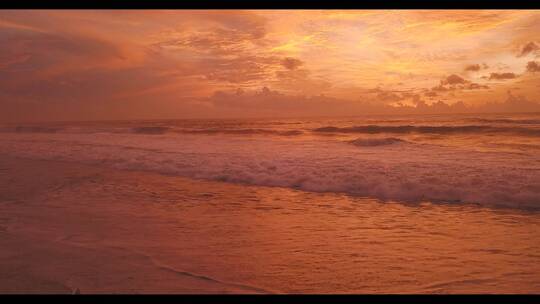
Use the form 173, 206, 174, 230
281, 57, 303, 70
206, 87, 437, 117
403, 92, 540, 114
526, 61, 540, 73
424, 91, 438, 97
475, 91, 540, 113
464, 64, 481, 72
430, 74, 488, 95
363, 87, 424, 105
200, 55, 278, 84
207, 87, 540, 117
518, 41, 539, 57
442, 74, 467, 85
431, 84, 451, 92
464, 83, 489, 90
0, 24, 149, 103
464, 63, 488, 72
203, 11, 268, 40
488, 72, 517, 80
1, 10, 540, 122
273, 64, 333, 95
153, 27, 265, 57
0, 25, 127, 76
205, 86, 540, 118
206, 87, 358, 116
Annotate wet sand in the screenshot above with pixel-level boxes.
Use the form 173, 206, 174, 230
1, 154, 540, 293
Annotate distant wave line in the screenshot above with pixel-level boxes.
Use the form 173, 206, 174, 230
313, 125, 540, 136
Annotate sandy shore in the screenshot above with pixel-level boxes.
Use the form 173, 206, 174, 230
1, 154, 540, 293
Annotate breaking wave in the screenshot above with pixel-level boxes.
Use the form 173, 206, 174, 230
8, 123, 540, 138
1, 130, 539, 210
131, 126, 171, 134
0, 126, 63, 133
1, 115, 540, 210
313, 125, 540, 136
469, 118, 540, 124
174, 128, 303, 136
348, 137, 408, 147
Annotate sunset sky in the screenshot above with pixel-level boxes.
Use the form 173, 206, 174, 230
1, 10, 540, 122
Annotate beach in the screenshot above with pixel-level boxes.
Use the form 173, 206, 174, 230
2, 8, 540, 295
1, 154, 539, 293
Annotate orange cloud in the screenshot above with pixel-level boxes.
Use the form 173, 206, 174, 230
489, 72, 518, 80
526, 61, 540, 73
443, 74, 467, 85
464, 63, 489, 71
281, 57, 303, 70
518, 41, 539, 57
1, 10, 540, 122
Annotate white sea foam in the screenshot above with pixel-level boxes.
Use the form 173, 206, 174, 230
1, 121, 539, 209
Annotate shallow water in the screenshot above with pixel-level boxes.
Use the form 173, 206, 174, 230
1, 156, 539, 293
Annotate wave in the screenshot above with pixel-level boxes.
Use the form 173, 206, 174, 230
174, 128, 303, 136
131, 126, 171, 134
348, 137, 408, 147
0, 126, 63, 133
470, 118, 540, 124
1, 132, 539, 210
313, 125, 540, 136
0, 125, 304, 137
10, 122, 540, 138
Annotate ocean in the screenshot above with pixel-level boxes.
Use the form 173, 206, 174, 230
1, 112, 540, 209
1, 113, 540, 293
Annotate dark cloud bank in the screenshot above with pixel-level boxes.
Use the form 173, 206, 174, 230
201, 87, 540, 118
2, 84, 540, 123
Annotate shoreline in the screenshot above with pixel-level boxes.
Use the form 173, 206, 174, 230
0, 154, 271, 294
1, 154, 540, 293
1, 153, 537, 214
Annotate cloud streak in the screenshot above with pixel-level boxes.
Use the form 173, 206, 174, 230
489, 72, 518, 80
